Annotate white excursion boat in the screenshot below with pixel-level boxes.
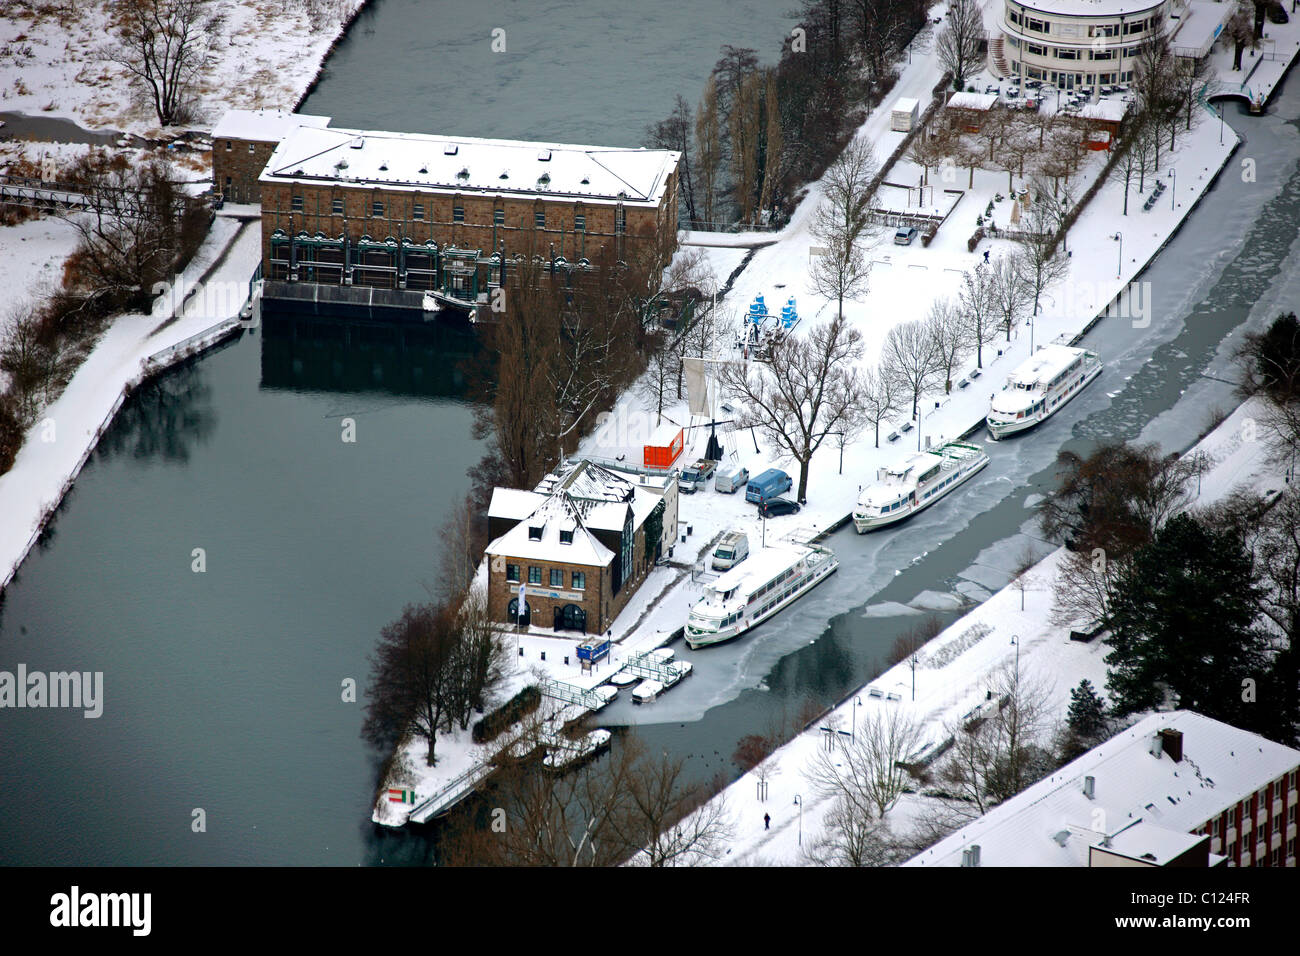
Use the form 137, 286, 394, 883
852, 440, 989, 532
986, 344, 1102, 439
685, 544, 839, 649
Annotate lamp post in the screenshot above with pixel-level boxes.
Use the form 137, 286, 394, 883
1170, 167, 1176, 211
853, 696, 862, 739
1112, 231, 1122, 278
793, 794, 803, 846
1219, 105, 1224, 145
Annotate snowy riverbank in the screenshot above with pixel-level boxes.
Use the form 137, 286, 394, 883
695, 396, 1285, 865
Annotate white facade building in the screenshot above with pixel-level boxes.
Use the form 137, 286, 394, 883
990, 0, 1225, 89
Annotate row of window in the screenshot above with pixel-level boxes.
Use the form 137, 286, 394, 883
504, 564, 586, 590
225, 141, 257, 153
1019, 65, 1136, 85
1009, 9, 1154, 37
285, 196, 599, 231
1013, 36, 1144, 60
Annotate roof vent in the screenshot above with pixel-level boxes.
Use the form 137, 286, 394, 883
538, 172, 551, 187
499, 171, 509, 179
418, 164, 428, 174
1052, 830, 1070, 847
538, 149, 552, 161
580, 176, 590, 185
378, 160, 388, 171
1083, 775, 1096, 800
335, 159, 349, 171
960, 844, 981, 867
457, 167, 470, 180
443, 143, 459, 155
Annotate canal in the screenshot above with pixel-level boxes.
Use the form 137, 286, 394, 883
3, 0, 1299, 864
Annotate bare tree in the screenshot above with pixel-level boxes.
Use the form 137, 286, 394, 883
719, 312, 866, 503
809, 227, 874, 321
986, 252, 1030, 342
0, 302, 69, 426
934, 0, 984, 90
882, 319, 941, 419
813, 137, 880, 250
646, 94, 698, 226
695, 75, 723, 226
939, 659, 1055, 812
1013, 206, 1068, 318
957, 262, 998, 368
860, 364, 900, 448
616, 739, 735, 867
106, 0, 223, 127
926, 296, 968, 394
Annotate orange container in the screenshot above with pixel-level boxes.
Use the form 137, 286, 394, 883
643, 427, 684, 469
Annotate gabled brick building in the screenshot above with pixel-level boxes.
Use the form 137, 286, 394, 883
484, 461, 677, 635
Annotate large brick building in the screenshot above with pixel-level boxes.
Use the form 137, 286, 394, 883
485, 461, 677, 635
906, 711, 1300, 868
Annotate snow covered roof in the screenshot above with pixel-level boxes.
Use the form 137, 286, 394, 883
541, 460, 636, 503
1169, 0, 1232, 57
905, 711, 1300, 868
212, 109, 330, 143
1006, 344, 1088, 387
892, 97, 920, 112
485, 492, 613, 567
260, 124, 679, 208
1076, 99, 1130, 123
487, 487, 545, 523
946, 92, 998, 112
707, 545, 811, 599
578, 499, 631, 533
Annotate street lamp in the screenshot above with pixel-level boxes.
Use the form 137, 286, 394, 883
1010, 634, 1020, 672
1112, 231, 1122, 278
853, 696, 862, 739
793, 794, 803, 846
1170, 167, 1176, 211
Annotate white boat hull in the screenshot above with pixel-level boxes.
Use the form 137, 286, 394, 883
987, 361, 1102, 440
685, 554, 839, 649
852, 455, 990, 533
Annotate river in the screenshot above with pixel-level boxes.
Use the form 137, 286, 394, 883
2, 1, 1298, 865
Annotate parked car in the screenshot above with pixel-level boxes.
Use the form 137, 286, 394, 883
745, 468, 793, 503
758, 497, 801, 518
712, 531, 750, 571
715, 464, 750, 494
894, 226, 918, 246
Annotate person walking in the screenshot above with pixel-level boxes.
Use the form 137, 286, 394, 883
764, 813, 770, 830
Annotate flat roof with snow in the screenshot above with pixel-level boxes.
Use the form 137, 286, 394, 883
1013, 0, 1169, 18
260, 125, 679, 208
212, 109, 331, 143
905, 711, 1300, 867
946, 92, 999, 111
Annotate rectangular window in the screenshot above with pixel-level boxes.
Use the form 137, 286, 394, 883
528, 526, 543, 541
1026, 43, 1046, 56
372, 200, 384, 218
505, 563, 520, 582
559, 529, 574, 544
226, 141, 233, 151
248, 143, 255, 153
528, 566, 542, 585
572, 571, 585, 590
1058, 48, 1078, 60
292, 195, 304, 212
494, 208, 505, 225
549, 568, 563, 588
535, 210, 546, 228
412, 203, 424, 221
574, 214, 585, 232
332, 198, 344, 215
454, 205, 465, 222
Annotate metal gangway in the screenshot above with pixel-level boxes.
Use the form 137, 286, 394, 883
406, 759, 496, 824
621, 650, 684, 683
539, 678, 605, 712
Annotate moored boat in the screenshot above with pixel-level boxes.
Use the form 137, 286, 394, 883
685, 544, 838, 649
986, 344, 1102, 439
852, 441, 989, 532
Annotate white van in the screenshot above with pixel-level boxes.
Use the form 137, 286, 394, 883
715, 464, 750, 494
712, 531, 750, 571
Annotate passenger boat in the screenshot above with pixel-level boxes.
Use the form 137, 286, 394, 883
986, 344, 1102, 439
852, 440, 989, 532
685, 544, 838, 649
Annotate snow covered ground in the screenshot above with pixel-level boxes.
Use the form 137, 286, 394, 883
0, 0, 368, 138
1208, 7, 1300, 106
695, 396, 1285, 866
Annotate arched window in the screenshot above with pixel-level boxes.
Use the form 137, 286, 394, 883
507, 598, 530, 627
553, 604, 587, 633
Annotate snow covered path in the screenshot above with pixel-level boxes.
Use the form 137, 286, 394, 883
0, 211, 261, 593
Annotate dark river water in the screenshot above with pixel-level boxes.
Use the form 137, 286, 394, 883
3, 0, 1299, 864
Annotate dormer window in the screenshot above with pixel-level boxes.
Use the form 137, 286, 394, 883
528, 525, 543, 541
559, 529, 574, 544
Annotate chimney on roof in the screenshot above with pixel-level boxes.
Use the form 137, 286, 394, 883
1149, 733, 1164, 758
1083, 775, 1095, 799
1159, 728, 1184, 762
960, 844, 981, 867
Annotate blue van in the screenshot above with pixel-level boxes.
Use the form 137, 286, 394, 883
745, 468, 792, 504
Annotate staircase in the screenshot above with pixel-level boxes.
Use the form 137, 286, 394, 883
989, 35, 1011, 79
